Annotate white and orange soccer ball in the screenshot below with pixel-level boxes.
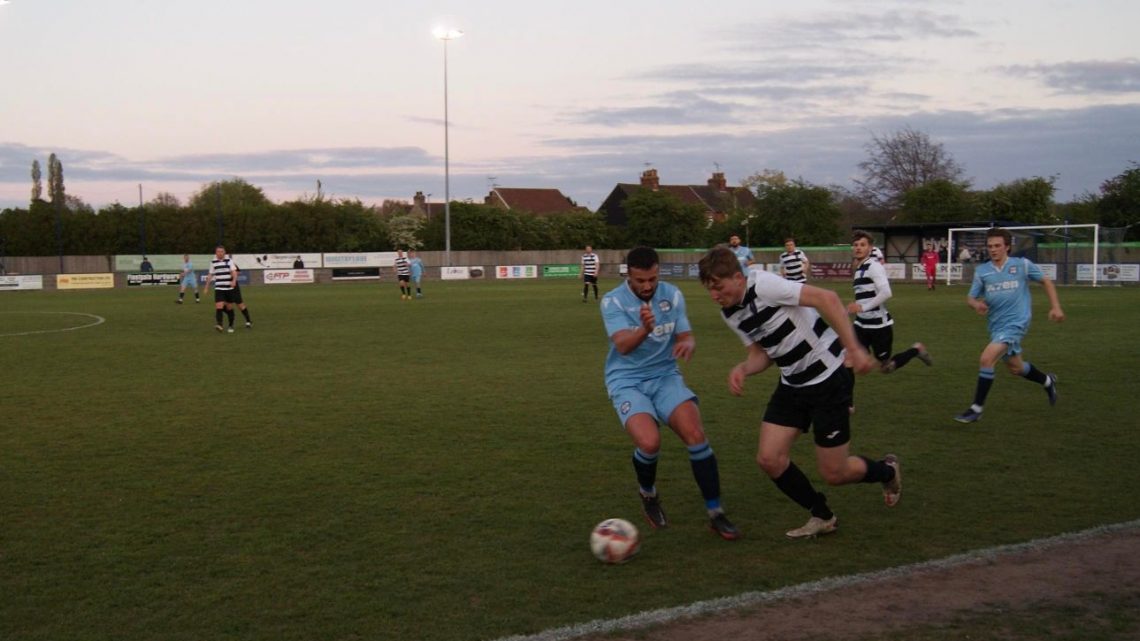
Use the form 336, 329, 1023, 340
590, 518, 640, 564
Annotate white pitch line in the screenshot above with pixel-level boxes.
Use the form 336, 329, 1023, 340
492, 519, 1140, 641
0, 311, 106, 337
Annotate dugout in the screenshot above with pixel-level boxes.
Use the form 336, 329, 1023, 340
853, 221, 1007, 262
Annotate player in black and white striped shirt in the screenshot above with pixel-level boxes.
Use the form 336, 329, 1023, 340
698, 245, 902, 539
848, 231, 931, 375
203, 245, 238, 333
580, 245, 599, 302
779, 238, 810, 282
394, 249, 412, 300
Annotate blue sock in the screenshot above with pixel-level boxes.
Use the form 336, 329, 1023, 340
632, 448, 658, 496
972, 367, 996, 409
687, 441, 721, 511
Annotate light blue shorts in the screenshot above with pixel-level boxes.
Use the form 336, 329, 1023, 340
608, 374, 697, 429
181, 275, 197, 288
991, 330, 1024, 358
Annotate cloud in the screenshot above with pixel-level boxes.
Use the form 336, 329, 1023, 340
996, 59, 1140, 95
725, 8, 980, 52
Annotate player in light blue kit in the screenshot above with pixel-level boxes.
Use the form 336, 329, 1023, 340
176, 254, 200, 304
409, 250, 425, 298
728, 234, 754, 270
954, 228, 1064, 423
601, 246, 740, 540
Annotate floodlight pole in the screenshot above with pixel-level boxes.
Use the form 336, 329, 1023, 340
435, 27, 463, 266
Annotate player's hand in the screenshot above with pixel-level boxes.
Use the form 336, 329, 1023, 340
673, 337, 695, 362
728, 363, 748, 396
845, 346, 874, 374
845, 301, 861, 314
972, 301, 988, 315
638, 303, 656, 333
1049, 307, 1065, 322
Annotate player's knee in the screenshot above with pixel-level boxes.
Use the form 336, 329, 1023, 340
818, 465, 847, 486
756, 451, 787, 477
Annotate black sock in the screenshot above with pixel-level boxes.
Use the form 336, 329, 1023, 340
226, 309, 235, 326
416, 287, 422, 294
972, 368, 995, 408
773, 462, 832, 519
241, 308, 251, 322
179, 292, 184, 300
890, 347, 919, 370
1023, 363, 1048, 386
582, 284, 589, 299
632, 448, 659, 494
593, 284, 599, 299
687, 442, 721, 506
858, 456, 896, 484
215, 309, 223, 325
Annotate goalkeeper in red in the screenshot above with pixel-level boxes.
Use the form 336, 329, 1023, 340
954, 228, 1064, 423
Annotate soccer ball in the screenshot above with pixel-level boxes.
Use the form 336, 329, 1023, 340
590, 518, 640, 564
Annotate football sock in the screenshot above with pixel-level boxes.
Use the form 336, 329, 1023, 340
592, 284, 599, 299
632, 448, 659, 496
773, 462, 832, 519
686, 441, 721, 510
241, 308, 251, 323
582, 284, 589, 299
1021, 362, 1049, 386
972, 367, 996, 408
857, 456, 896, 484
416, 287, 422, 294
225, 309, 235, 326
890, 347, 919, 370
178, 292, 185, 301
215, 309, 223, 324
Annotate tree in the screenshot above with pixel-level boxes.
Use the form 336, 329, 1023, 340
900, 179, 974, 223
47, 153, 66, 206
749, 178, 842, 246
856, 126, 966, 210
623, 189, 705, 248
30, 160, 42, 203
387, 212, 426, 249
1095, 162, 1140, 240
976, 177, 1057, 225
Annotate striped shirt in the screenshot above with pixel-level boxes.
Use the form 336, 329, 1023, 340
870, 246, 885, 263
209, 257, 237, 291
720, 269, 844, 388
779, 249, 808, 282
395, 256, 410, 277
852, 257, 893, 328
581, 252, 599, 277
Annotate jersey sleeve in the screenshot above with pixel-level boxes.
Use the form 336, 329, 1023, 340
672, 287, 692, 334
601, 293, 636, 337
968, 268, 985, 298
754, 269, 803, 306
1024, 258, 1045, 282
860, 261, 893, 311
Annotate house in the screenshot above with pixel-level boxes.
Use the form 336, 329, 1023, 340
598, 169, 756, 226
484, 187, 582, 215
410, 191, 446, 219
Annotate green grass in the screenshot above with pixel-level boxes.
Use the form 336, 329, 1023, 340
2, 279, 1138, 641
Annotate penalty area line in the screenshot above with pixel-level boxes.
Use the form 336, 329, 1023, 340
0, 311, 106, 337
492, 518, 1140, 641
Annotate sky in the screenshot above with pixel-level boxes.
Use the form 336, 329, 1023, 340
1, 0, 1138, 211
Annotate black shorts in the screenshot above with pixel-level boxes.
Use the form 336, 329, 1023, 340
855, 324, 894, 363
231, 286, 244, 305
583, 274, 598, 285
398, 275, 410, 283
214, 289, 236, 304
762, 367, 853, 448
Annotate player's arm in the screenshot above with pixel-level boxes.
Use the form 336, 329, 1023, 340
728, 343, 772, 396
202, 270, 213, 294
1039, 278, 1065, 322
611, 303, 656, 355
672, 330, 695, 362
800, 253, 811, 280
799, 284, 872, 373
850, 263, 893, 313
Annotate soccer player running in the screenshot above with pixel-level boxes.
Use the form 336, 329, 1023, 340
954, 228, 1064, 423
847, 231, 931, 412
202, 245, 238, 333
176, 253, 200, 304
581, 245, 600, 302
408, 250, 425, 298
698, 245, 901, 539
394, 249, 412, 300
728, 234, 754, 270
601, 247, 740, 540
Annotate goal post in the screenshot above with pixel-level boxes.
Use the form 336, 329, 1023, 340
947, 223, 1100, 287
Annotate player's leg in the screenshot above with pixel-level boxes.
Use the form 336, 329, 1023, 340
663, 395, 739, 539
414, 276, 423, 297
582, 279, 589, 302
955, 341, 1007, 422
1007, 351, 1058, 406
213, 292, 226, 331
613, 387, 668, 529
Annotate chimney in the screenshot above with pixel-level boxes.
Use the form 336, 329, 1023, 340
413, 191, 426, 208
708, 172, 727, 191
640, 168, 660, 191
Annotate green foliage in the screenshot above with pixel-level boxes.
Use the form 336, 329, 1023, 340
976, 176, 1058, 224
624, 189, 705, 247
387, 212, 426, 249
1096, 162, 1140, 240
30, 160, 42, 203
749, 178, 842, 245
901, 179, 975, 223
47, 153, 65, 205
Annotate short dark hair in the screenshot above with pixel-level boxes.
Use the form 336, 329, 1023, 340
784, 237, 796, 244
698, 245, 743, 285
625, 246, 659, 271
986, 227, 1012, 248
851, 230, 874, 244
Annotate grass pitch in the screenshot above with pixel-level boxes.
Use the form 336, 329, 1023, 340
2, 279, 1138, 641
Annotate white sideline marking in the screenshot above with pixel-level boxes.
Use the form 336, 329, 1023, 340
0, 312, 106, 337
493, 519, 1140, 641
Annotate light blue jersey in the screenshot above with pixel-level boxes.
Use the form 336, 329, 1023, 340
409, 257, 424, 280
731, 245, 754, 268
969, 256, 1044, 344
180, 261, 197, 287
601, 279, 691, 393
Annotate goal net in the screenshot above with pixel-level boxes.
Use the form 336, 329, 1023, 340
946, 223, 1128, 287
